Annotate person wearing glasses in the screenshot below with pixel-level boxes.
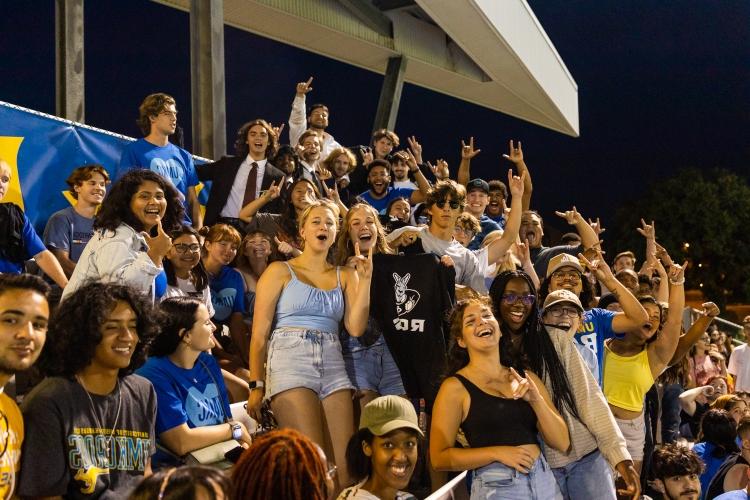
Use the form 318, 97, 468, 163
116, 93, 202, 229
489, 272, 639, 499
538, 252, 649, 386
388, 174, 524, 294
0, 274, 50, 500
358, 159, 429, 215
161, 225, 214, 317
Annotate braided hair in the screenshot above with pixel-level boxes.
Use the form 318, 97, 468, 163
233, 429, 329, 500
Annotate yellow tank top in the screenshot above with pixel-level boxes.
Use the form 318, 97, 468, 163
603, 342, 654, 412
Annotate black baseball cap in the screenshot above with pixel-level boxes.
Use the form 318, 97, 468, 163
466, 178, 489, 194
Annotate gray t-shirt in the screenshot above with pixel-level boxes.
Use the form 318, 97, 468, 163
43, 206, 95, 263
19, 375, 157, 499
387, 226, 490, 293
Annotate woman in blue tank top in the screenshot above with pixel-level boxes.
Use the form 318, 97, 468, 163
247, 199, 373, 493
430, 297, 569, 499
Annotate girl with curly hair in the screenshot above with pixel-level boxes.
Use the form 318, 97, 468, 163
19, 282, 159, 499
62, 169, 184, 301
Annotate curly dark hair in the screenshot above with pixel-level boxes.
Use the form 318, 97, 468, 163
233, 119, 278, 159
699, 409, 739, 458
279, 178, 320, 245
489, 270, 580, 421
130, 465, 233, 500
149, 297, 202, 358
538, 274, 596, 311
39, 282, 157, 377
651, 443, 704, 480
94, 169, 184, 234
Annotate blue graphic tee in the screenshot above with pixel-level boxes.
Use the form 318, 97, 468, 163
573, 307, 618, 385
116, 138, 199, 222
136, 352, 231, 435
208, 265, 246, 323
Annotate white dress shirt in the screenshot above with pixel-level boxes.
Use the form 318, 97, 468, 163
220, 157, 267, 218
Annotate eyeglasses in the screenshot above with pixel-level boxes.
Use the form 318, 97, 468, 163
501, 293, 536, 306
551, 270, 582, 282
436, 199, 461, 210
546, 306, 580, 318
173, 243, 201, 254
454, 227, 476, 237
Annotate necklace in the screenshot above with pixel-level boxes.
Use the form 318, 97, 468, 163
76, 375, 122, 457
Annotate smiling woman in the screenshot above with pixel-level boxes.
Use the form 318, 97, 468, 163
60, 169, 184, 301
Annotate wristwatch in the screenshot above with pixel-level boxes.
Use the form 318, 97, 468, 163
248, 380, 265, 390
230, 422, 242, 440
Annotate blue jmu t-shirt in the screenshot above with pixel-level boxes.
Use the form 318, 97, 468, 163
209, 265, 246, 323
358, 186, 415, 214
136, 352, 231, 435
573, 307, 618, 386
116, 138, 199, 222
0, 210, 46, 273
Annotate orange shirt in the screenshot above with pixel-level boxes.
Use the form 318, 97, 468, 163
0, 391, 23, 499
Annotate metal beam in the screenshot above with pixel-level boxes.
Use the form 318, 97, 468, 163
190, 0, 226, 158
55, 0, 85, 122
372, 56, 407, 133
337, 0, 392, 37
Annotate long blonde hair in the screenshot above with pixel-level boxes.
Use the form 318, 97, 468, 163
335, 204, 393, 265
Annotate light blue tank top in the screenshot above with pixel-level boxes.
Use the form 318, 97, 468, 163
274, 262, 345, 333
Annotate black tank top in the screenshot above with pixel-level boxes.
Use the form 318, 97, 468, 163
454, 373, 539, 448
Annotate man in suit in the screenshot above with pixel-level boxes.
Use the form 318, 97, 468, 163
294, 129, 328, 196
197, 119, 286, 230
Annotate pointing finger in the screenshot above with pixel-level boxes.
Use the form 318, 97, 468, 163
305, 76, 313, 86
354, 241, 361, 257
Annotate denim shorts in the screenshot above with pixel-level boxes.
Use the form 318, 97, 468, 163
342, 335, 406, 395
266, 328, 355, 399
471, 454, 561, 500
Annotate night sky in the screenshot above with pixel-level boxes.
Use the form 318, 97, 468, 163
2, 0, 749, 233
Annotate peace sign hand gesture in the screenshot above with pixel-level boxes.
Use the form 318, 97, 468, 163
407, 136, 423, 164
295, 76, 314, 97
353, 242, 374, 280
144, 218, 172, 262
460, 137, 481, 160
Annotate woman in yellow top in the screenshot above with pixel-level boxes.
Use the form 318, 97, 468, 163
602, 258, 686, 475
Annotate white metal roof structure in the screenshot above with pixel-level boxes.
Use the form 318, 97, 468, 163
154, 0, 579, 136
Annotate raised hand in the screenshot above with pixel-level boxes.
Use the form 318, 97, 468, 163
407, 136, 423, 164
555, 206, 582, 226
323, 181, 341, 204
428, 159, 450, 180
270, 122, 285, 140
655, 241, 675, 268
514, 239, 532, 267
274, 236, 296, 256
295, 76, 314, 96
362, 147, 374, 166
701, 302, 720, 318
588, 217, 606, 236
353, 242, 374, 280
579, 248, 615, 283
404, 149, 420, 172
509, 367, 541, 403
263, 180, 281, 200
144, 219, 172, 261
460, 137, 481, 160
636, 218, 656, 240
668, 260, 688, 284
502, 139, 524, 164
317, 165, 333, 181
507, 169, 525, 198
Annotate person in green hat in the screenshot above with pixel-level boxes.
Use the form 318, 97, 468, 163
339, 395, 423, 499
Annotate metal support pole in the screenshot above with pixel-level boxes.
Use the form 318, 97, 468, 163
55, 0, 85, 122
372, 56, 407, 133
190, 0, 226, 158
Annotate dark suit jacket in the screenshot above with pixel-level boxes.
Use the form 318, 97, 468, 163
196, 156, 285, 226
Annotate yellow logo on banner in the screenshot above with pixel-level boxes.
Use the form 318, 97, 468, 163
0, 136, 25, 209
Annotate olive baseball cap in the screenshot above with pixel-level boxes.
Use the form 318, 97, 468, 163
359, 396, 424, 437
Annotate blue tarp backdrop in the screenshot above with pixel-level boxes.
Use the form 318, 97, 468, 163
0, 101, 209, 234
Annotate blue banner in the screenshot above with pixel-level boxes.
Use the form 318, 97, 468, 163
0, 101, 209, 234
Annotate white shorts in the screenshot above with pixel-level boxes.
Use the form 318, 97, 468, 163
614, 412, 646, 461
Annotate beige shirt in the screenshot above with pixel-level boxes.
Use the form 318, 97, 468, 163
542, 326, 631, 469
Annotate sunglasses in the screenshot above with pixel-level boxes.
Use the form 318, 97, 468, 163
435, 199, 461, 210
501, 293, 536, 306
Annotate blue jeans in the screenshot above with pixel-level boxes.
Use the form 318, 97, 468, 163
471, 454, 560, 499
342, 335, 405, 395
551, 450, 616, 500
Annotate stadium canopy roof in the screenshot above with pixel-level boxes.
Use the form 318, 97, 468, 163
154, 0, 579, 137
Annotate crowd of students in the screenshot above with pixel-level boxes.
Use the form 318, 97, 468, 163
1, 83, 750, 500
